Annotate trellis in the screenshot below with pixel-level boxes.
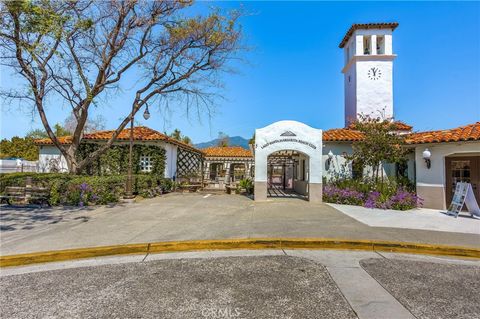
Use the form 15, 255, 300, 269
176, 148, 203, 179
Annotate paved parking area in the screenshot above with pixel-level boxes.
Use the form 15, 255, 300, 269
1, 193, 479, 255
0, 255, 357, 319
361, 258, 480, 319
1, 250, 479, 319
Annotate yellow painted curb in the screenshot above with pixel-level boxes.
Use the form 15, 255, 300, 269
1, 238, 479, 267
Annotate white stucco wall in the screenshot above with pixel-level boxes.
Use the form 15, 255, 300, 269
322, 143, 354, 180
322, 142, 405, 181
254, 121, 323, 184
344, 64, 357, 125
355, 60, 394, 120
415, 142, 480, 187
38, 141, 181, 177
38, 146, 69, 173
414, 141, 480, 209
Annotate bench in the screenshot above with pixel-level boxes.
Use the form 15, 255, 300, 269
225, 185, 241, 194
0, 186, 50, 206
178, 184, 203, 193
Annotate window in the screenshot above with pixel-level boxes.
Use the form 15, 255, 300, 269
376, 36, 385, 54
140, 155, 153, 172
363, 36, 371, 55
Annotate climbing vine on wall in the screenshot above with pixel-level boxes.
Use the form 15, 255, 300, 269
77, 143, 166, 177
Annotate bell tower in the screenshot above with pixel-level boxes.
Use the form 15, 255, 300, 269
340, 23, 398, 126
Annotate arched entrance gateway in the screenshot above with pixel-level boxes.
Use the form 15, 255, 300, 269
254, 121, 323, 202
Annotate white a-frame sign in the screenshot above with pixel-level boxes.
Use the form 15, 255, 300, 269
447, 182, 480, 219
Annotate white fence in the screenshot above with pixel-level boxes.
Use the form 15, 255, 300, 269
0, 159, 39, 174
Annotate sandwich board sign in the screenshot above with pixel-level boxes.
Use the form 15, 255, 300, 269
446, 182, 480, 219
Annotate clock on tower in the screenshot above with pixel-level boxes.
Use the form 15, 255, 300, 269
339, 23, 398, 126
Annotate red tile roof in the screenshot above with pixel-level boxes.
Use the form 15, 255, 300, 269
323, 128, 364, 142
339, 22, 399, 48
203, 146, 253, 158
35, 126, 202, 153
405, 122, 480, 145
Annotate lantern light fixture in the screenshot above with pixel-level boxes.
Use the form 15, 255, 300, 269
422, 148, 431, 169
143, 104, 151, 120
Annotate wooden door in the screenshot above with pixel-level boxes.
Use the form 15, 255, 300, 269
445, 156, 480, 207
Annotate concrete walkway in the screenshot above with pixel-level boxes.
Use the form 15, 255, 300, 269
2, 250, 479, 319
329, 203, 480, 234
1, 193, 479, 256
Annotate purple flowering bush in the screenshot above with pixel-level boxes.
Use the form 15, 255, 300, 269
386, 189, 423, 210
323, 186, 364, 206
323, 183, 422, 211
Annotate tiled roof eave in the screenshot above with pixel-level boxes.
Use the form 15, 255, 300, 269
405, 138, 480, 145
339, 22, 399, 48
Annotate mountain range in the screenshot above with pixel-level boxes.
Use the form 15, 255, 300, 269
195, 136, 250, 149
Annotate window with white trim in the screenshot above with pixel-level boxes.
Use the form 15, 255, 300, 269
140, 155, 153, 172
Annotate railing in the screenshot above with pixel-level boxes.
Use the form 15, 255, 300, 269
0, 160, 39, 174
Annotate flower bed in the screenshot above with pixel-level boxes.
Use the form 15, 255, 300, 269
323, 184, 422, 211
0, 172, 174, 206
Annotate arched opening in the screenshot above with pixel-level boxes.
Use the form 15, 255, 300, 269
209, 163, 225, 182
253, 120, 323, 202
267, 150, 309, 200
229, 163, 246, 183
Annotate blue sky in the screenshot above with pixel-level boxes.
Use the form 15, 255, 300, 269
1, 1, 479, 143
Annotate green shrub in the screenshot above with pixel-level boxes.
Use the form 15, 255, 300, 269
238, 178, 254, 195
0, 173, 173, 206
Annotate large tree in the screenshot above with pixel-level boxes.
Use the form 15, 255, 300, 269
349, 115, 407, 183
0, 0, 242, 173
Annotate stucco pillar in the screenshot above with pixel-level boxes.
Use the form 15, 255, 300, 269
225, 162, 231, 184
309, 183, 323, 203
204, 162, 210, 181
254, 182, 268, 201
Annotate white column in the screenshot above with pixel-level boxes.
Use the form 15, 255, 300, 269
384, 34, 393, 55
371, 35, 377, 55
355, 34, 364, 56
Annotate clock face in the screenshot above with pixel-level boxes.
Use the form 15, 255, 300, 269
368, 67, 382, 80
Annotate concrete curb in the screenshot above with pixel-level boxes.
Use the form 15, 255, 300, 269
1, 238, 479, 267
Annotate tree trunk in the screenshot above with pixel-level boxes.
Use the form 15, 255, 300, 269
65, 145, 80, 175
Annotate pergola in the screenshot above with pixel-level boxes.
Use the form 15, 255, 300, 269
202, 146, 254, 189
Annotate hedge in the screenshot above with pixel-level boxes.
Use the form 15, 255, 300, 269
0, 172, 174, 206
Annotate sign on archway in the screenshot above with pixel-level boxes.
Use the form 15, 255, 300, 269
254, 121, 323, 202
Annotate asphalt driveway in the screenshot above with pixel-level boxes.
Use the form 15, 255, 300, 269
1, 193, 479, 255
0, 255, 357, 319
1, 251, 479, 319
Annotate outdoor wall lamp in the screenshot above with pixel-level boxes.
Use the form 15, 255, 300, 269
326, 150, 334, 168
422, 148, 431, 169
